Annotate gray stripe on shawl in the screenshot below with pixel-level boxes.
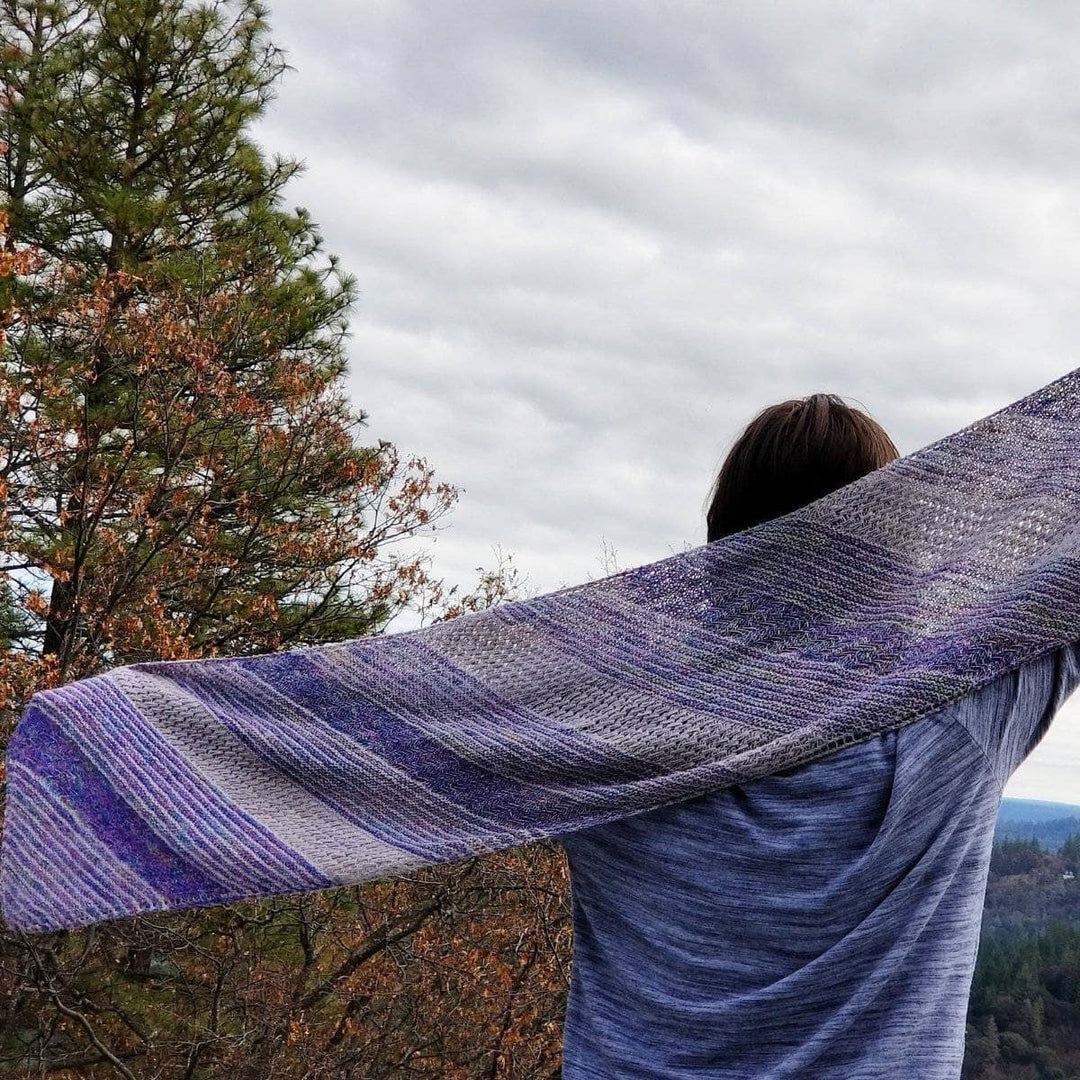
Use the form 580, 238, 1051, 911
428, 593, 854, 768
108, 667, 429, 884
426, 615, 763, 769
802, 412, 1078, 584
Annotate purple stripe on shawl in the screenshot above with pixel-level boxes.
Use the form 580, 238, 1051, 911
631, 523, 901, 627
615, 521, 915, 658
138, 664, 499, 859
251, 659, 617, 827
10, 703, 228, 906
168, 653, 656, 833
40, 676, 335, 897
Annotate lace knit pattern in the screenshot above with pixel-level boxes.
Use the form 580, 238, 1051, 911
4, 367, 1080, 933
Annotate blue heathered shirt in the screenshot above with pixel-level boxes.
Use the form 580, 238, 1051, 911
559, 642, 1080, 1080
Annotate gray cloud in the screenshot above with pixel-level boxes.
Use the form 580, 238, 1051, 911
258, 0, 1080, 800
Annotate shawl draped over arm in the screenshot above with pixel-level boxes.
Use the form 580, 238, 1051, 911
5, 367, 1080, 934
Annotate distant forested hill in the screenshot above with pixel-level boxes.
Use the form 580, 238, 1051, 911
995, 798, 1080, 850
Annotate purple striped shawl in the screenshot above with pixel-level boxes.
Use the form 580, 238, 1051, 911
5, 367, 1080, 935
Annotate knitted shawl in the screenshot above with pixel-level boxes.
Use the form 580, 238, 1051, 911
5, 367, 1080, 936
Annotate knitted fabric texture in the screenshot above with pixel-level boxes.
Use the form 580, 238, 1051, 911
4, 367, 1080, 934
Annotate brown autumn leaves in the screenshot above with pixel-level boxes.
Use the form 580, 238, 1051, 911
0, 203, 573, 1080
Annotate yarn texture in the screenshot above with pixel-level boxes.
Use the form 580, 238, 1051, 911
4, 367, 1080, 934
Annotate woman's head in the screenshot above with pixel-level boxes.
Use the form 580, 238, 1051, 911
705, 393, 899, 543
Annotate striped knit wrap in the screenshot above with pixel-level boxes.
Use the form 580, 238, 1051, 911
4, 367, 1080, 935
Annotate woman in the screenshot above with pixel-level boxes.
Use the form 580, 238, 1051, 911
559, 393, 1080, 1080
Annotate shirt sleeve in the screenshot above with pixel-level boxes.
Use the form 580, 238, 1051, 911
953, 640, 1080, 785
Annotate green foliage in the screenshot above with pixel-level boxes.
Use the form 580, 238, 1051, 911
964, 837, 1080, 1079
2, 0, 357, 376
4, 0, 298, 268
0, 6, 527, 1079
991, 837, 1044, 876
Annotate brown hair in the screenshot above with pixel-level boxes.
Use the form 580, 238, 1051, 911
705, 392, 899, 543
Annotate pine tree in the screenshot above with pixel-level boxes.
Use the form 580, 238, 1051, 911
0, 9, 546, 1079
3, 0, 297, 269
0, 0, 468, 681
1061, 832, 1080, 873
984, 1013, 1000, 1061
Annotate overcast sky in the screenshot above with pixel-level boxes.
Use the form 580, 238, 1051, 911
255, 0, 1080, 805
